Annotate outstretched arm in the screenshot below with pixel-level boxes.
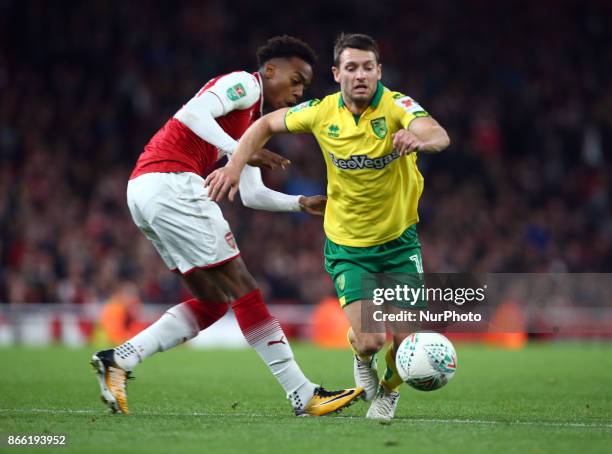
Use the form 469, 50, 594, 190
205, 108, 290, 202
238, 164, 326, 215
238, 164, 300, 211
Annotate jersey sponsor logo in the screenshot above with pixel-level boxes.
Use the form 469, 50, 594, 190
328, 149, 401, 171
328, 124, 340, 138
286, 99, 320, 115
395, 96, 427, 115
226, 83, 247, 101
370, 117, 388, 139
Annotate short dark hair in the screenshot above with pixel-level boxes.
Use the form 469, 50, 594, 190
333, 33, 380, 66
256, 35, 317, 68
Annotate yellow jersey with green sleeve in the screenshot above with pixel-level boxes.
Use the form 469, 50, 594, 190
284, 81, 429, 247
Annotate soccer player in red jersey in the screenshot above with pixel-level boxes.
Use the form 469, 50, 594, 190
91, 36, 363, 416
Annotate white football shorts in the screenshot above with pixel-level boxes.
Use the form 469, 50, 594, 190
127, 172, 240, 274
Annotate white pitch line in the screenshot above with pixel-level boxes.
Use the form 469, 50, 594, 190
405, 417, 612, 429
0, 409, 94, 414
1, 409, 611, 429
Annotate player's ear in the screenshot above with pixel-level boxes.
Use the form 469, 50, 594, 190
263, 62, 276, 79
332, 66, 340, 83
377, 64, 382, 80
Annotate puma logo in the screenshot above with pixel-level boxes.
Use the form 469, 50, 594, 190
267, 336, 286, 346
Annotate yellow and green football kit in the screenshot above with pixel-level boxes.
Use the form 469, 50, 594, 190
285, 82, 429, 307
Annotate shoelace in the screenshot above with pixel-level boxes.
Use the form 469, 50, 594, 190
376, 389, 399, 413
356, 358, 377, 376
356, 355, 374, 367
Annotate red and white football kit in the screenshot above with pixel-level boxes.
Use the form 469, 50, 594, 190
127, 71, 302, 275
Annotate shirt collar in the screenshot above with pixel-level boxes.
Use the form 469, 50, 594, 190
338, 81, 384, 110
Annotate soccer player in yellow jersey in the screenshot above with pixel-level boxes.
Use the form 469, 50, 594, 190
207, 33, 450, 419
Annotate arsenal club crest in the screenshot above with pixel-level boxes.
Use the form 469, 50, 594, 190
225, 232, 237, 250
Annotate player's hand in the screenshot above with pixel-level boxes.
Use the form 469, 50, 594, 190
393, 130, 425, 156
298, 195, 327, 216
247, 148, 290, 170
205, 166, 241, 202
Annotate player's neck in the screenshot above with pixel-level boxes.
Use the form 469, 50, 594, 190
343, 96, 370, 115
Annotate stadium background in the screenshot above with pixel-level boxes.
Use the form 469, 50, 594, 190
1, 2, 611, 452
0, 0, 611, 334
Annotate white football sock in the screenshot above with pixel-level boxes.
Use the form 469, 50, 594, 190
113, 303, 199, 371
243, 318, 317, 409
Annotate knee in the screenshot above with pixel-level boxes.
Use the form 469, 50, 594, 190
236, 266, 257, 292
192, 286, 232, 305
225, 268, 257, 298
354, 333, 386, 357
203, 259, 258, 300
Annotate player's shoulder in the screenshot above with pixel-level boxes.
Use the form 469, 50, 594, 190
206, 71, 260, 99
216, 70, 257, 85
383, 88, 429, 117
383, 87, 412, 106
202, 70, 260, 110
286, 98, 323, 117
287, 92, 340, 114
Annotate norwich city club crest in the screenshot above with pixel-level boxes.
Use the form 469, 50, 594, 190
370, 117, 387, 139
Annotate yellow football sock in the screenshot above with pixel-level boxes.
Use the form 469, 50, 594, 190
347, 328, 372, 362
380, 345, 403, 392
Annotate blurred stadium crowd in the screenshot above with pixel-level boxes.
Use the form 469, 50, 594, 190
1, 0, 610, 305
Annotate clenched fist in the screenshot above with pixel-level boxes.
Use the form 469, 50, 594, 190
247, 148, 290, 170
392, 130, 425, 156
298, 195, 327, 216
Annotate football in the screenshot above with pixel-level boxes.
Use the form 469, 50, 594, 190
395, 332, 458, 391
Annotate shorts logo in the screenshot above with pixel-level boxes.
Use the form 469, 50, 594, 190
328, 149, 401, 171
337, 274, 346, 292
225, 232, 237, 250
226, 83, 246, 101
370, 117, 387, 139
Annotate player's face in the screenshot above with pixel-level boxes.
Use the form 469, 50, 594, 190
262, 57, 313, 109
332, 48, 381, 105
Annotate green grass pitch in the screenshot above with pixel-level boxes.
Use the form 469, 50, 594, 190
1, 343, 611, 453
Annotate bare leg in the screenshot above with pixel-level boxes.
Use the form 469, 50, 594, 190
343, 300, 386, 358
